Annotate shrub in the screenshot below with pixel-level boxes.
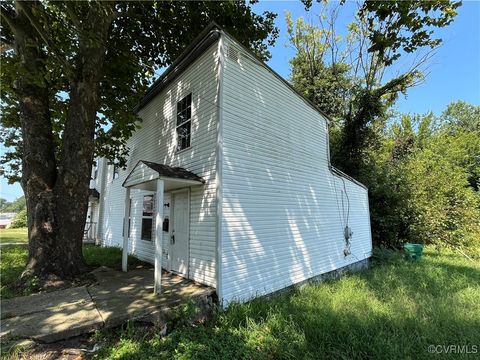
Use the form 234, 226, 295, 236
9, 209, 27, 228
403, 145, 480, 248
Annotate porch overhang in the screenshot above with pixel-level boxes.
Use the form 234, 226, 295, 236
120, 160, 204, 295
122, 160, 205, 191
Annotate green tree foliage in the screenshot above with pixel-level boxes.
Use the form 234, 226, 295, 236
287, 1, 460, 178
370, 105, 480, 251
286, 13, 351, 123
441, 100, 480, 133
0, 1, 279, 180
0, 0, 279, 279
10, 208, 27, 228
0, 196, 26, 213
403, 142, 479, 248
360, 0, 461, 66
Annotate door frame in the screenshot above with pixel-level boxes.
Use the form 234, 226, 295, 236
168, 188, 190, 278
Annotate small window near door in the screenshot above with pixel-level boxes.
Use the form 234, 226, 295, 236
141, 195, 154, 241
176, 93, 192, 151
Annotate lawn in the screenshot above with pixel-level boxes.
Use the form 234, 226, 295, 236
0, 242, 143, 299
93, 248, 480, 360
0, 227, 28, 244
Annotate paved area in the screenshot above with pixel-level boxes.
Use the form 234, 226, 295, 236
0, 267, 213, 343
0, 242, 28, 247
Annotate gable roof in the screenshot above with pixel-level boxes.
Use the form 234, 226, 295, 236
132, 22, 332, 124
122, 160, 204, 188
131, 23, 367, 190
140, 161, 204, 183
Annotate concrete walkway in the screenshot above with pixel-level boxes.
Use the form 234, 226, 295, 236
0, 267, 214, 343
0, 242, 28, 247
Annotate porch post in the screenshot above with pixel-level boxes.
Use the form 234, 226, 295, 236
122, 186, 131, 272
154, 179, 164, 294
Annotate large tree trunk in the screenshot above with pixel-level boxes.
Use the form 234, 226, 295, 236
13, 2, 65, 277
13, 1, 114, 279
53, 3, 113, 276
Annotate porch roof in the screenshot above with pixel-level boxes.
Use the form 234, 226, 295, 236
122, 160, 205, 191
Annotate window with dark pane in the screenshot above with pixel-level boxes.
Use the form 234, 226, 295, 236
141, 195, 154, 241
176, 93, 192, 151
113, 164, 119, 180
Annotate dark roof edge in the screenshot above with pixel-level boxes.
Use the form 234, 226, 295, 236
329, 165, 368, 190
133, 22, 222, 114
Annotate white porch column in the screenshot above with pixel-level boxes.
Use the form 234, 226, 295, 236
154, 179, 164, 294
122, 187, 131, 272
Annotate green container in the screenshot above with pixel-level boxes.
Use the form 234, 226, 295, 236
403, 243, 424, 261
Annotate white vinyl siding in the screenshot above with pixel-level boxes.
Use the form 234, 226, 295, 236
219, 35, 372, 303
98, 43, 219, 287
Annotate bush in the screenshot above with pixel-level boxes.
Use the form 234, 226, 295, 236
403, 147, 480, 248
9, 209, 27, 228
364, 111, 480, 252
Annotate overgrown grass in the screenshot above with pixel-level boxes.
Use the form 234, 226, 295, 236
0, 228, 28, 244
94, 247, 480, 360
0, 244, 143, 299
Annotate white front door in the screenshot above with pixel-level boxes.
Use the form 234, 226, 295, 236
171, 190, 189, 277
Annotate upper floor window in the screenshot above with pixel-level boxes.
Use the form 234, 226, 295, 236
176, 93, 192, 151
113, 164, 119, 180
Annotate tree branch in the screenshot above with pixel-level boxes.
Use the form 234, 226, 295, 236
15, 1, 73, 78
0, 4, 20, 36
64, 2, 82, 30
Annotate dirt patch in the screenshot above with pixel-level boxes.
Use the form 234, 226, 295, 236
4, 334, 103, 360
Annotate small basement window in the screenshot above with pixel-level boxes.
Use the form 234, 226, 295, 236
141, 194, 154, 241
176, 93, 192, 151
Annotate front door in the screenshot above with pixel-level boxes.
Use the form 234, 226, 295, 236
171, 190, 189, 277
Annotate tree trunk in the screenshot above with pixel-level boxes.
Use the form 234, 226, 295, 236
12, 1, 114, 279
53, 3, 113, 276
13, 2, 64, 277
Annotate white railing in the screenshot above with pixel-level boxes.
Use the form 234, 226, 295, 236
83, 221, 97, 243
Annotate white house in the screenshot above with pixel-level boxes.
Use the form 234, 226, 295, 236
88, 23, 372, 305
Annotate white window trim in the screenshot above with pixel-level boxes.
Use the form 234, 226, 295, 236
141, 193, 155, 242
175, 93, 193, 153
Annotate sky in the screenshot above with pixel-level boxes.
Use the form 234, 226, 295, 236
1, 0, 479, 202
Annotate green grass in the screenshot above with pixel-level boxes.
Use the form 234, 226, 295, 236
93, 247, 480, 360
83, 245, 144, 271
0, 228, 28, 244
0, 246, 29, 299
0, 244, 143, 299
